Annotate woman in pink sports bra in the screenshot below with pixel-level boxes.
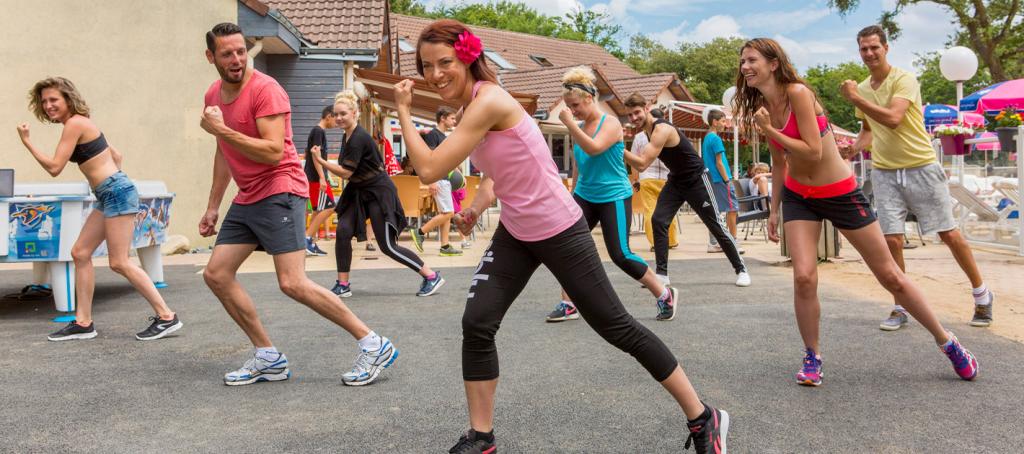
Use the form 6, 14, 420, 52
734, 38, 977, 387
393, 19, 729, 454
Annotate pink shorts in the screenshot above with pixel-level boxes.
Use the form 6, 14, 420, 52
452, 187, 466, 213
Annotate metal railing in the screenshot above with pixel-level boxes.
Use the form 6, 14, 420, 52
956, 126, 1024, 256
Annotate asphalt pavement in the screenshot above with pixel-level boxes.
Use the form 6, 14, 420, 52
2, 256, 1021, 453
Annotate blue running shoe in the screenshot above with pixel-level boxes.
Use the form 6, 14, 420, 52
305, 237, 318, 256
342, 337, 398, 386
224, 352, 291, 386
311, 243, 328, 256
417, 272, 445, 297
331, 281, 352, 298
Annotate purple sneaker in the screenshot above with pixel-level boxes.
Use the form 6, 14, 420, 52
795, 348, 822, 386
941, 332, 978, 381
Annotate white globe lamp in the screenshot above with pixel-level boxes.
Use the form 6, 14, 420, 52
940, 46, 978, 83
721, 86, 737, 109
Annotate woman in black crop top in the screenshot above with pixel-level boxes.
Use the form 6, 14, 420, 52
17, 77, 182, 342
312, 91, 444, 298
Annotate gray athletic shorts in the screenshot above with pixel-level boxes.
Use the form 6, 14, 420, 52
870, 162, 956, 236
216, 193, 307, 255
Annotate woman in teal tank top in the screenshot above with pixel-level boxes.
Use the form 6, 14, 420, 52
546, 66, 680, 324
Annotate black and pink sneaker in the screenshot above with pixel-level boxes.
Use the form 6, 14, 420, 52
448, 429, 496, 454
686, 403, 729, 454
941, 332, 978, 381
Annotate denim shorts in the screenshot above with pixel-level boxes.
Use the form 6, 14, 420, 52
93, 171, 140, 218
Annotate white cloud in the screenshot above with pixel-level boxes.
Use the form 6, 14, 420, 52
773, 34, 850, 69
654, 15, 744, 47
738, 8, 832, 35
884, 3, 959, 70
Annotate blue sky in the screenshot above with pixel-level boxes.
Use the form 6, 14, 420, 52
424, 0, 960, 72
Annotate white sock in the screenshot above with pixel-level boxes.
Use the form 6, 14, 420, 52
972, 284, 991, 305
894, 305, 907, 313
562, 300, 576, 309
357, 331, 382, 351
255, 346, 280, 361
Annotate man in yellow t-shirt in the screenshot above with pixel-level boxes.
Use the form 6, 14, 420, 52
840, 25, 992, 330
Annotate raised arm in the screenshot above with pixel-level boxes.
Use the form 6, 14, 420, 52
841, 79, 910, 130
394, 79, 507, 184
559, 110, 623, 156
623, 124, 670, 172
16, 117, 84, 177
312, 145, 354, 180
200, 106, 286, 165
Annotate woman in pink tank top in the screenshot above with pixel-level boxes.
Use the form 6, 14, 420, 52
735, 38, 977, 387
393, 19, 729, 453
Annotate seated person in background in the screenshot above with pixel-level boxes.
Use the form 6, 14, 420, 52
749, 162, 771, 197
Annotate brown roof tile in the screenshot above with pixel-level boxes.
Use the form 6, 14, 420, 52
500, 65, 624, 114
265, 0, 386, 48
611, 73, 694, 103
391, 14, 639, 80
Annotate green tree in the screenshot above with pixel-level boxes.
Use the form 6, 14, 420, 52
913, 52, 992, 106
677, 38, 746, 104
554, 7, 624, 58
802, 62, 870, 131
389, 0, 428, 16
623, 35, 686, 75
435, 1, 560, 37
828, 0, 1023, 81
626, 36, 745, 103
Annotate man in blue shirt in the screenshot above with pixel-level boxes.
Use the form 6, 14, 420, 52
701, 110, 739, 253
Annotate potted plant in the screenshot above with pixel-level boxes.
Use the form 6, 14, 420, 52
990, 106, 1022, 153
933, 122, 975, 155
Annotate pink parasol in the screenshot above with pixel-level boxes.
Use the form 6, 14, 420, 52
959, 78, 1024, 114
974, 132, 1000, 151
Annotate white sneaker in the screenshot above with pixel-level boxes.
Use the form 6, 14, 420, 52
735, 271, 751, 287
461, 240, 472, 249
224, 352, 290, 386
342, 336, 399, 386
707, 244, 723, 253
657, 274, 671, 286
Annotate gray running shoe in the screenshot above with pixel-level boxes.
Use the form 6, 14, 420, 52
879, 309, 909, 331
970, 302, 993, 327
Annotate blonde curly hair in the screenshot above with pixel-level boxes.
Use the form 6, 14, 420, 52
28, 77, 90, 123
561, 66, 598, 99
334, 90, 360, 113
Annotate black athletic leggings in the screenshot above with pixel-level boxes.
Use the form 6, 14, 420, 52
335, 201, 423, 273
651, 171, 746, 276
462, 217, 679, 382
574, 193, 649, 280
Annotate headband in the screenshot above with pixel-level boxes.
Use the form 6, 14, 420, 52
563, 83, 597, 96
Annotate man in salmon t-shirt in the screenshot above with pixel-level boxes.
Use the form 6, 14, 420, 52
198, 23, 398, 387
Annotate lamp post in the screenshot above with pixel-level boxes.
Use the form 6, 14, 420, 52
940, 46, 978, 180
722, 86, 739, 179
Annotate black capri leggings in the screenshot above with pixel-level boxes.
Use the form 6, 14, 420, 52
573, 193, 649, 280
335, 201, 424, 273
462, 217, 679, 382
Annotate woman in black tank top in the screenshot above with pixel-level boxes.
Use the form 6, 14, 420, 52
18, 77, 181, 342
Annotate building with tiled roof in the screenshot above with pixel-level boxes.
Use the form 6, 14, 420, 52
267, 0, 388, 49
390, 14, 639, 80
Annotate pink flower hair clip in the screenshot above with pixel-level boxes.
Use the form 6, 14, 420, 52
453, 30, 483, 65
